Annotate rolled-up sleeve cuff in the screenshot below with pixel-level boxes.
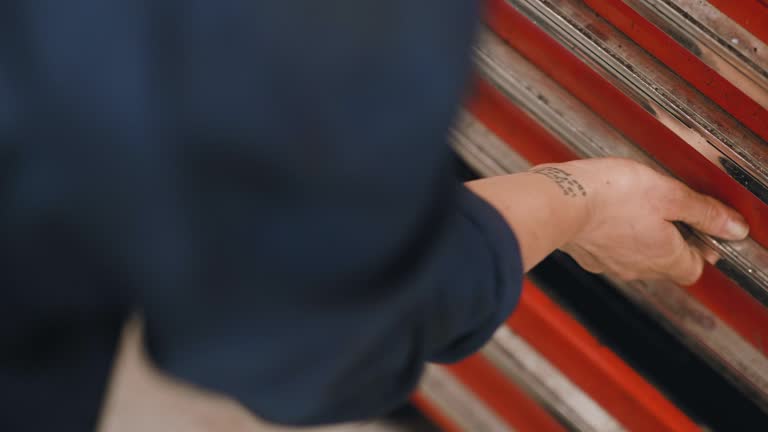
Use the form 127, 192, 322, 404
429, 185, 523, 363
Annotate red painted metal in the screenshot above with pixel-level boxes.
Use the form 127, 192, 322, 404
470, 0, 768, 355
412, 355, 565, 431
484, 0, 768, 249
454, 6, 768, 424
708, 0, 768, 45
447, 355, 566, 432
582, 0, 768, 142
507, 280, 701, 432
686, 264, 768, 357
410, 392, 464, 432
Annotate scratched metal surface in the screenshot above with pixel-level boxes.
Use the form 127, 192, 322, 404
452, 109, 768, 409
474, 27, 768, 309
483, 328, 626, 432
418, 365, 514, 432
672, 0, 768, 72
622, 0, 768, 109
451, 113, 530, 176
502, 0, 768, 205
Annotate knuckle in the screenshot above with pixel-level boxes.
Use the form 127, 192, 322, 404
607, 158, 650, 182
655, 177, 688, 212
624, 161, 655, 183
675, 251, 704, 285
667, 235, 689, 259
612, 157, 647, 172
702, 248, 720, 265
708, 199, 733, 233
615, 269, 639, 281
578, 259, 604, 273
679, 262, 703, 286
700, 198, 723, 229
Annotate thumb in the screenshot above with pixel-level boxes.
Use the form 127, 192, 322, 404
668, 183, 749, 241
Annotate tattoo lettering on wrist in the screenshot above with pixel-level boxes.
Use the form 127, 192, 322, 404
530, 167, 587, 197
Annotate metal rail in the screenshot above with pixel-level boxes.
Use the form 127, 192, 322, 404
418, 364, 513, 432
622, 0, 768, 109
474, 24, 768, 307
452, 110, 768, 408
502, 0, 768, 206
484, 328, 626, 432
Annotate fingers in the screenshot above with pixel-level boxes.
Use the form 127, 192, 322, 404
665, 242, 705, 286
667, 181, 749, 241
697, 245, 720, 266
676, 221, 720, 265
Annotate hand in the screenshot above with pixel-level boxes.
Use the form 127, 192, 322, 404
547, 158, 749, 285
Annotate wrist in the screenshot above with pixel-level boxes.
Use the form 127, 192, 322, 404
467, 168, 592, 271
525, 163, 594, 246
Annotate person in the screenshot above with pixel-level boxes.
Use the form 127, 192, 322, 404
0, 1, 749, 430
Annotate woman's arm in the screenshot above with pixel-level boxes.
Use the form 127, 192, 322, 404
467, 167, 590, 272
468, 158, 749, 284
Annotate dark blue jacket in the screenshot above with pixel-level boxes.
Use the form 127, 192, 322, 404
0, 1, 522, 429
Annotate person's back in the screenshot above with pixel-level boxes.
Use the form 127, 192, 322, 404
1, 1, 503, 429
2, 2, 750, 430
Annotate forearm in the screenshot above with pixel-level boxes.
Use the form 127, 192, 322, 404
466, 170, 591, 272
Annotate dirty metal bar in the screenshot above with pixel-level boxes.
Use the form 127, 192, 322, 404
452, 110, 768, 408
705, 0, 768, 45
416, 364, 513, 432
500, 0, 768, 210
588, 0, 768, 114
609, 276, 768, 410
502, 281, 702, 431
473, 27, 768, 308
450, 112, 530, 177
484, 328, 626, 432
626, 0, 768, 103
443, 355, 568, 432
484, 0, 768, 249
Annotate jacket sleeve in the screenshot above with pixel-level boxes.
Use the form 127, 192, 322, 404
122, 0, 525, 425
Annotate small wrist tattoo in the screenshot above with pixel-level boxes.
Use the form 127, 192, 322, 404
530, 166, 587, 198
